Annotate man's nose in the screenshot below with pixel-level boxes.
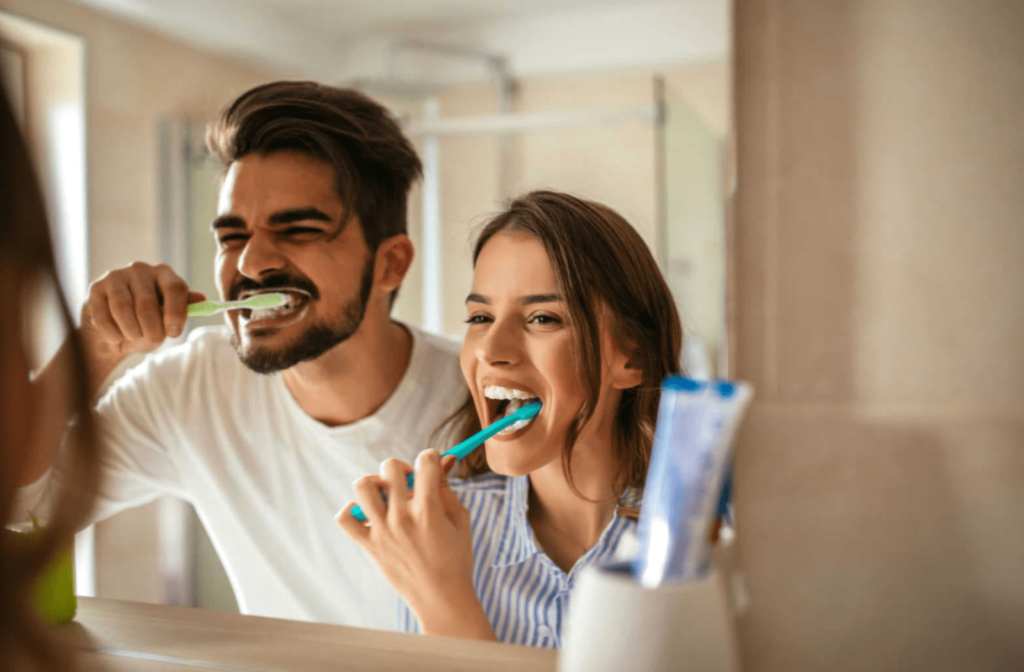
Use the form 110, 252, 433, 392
476, 319, 522, 367
237, 230, 285, 279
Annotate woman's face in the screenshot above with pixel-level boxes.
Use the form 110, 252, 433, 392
460, 231, 623, 476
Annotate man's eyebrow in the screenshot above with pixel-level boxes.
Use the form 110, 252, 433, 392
212, 215, 245, 231
268, 207, 333, 226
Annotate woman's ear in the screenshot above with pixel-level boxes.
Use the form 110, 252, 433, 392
375, 234, 415, 292
607, 338, 644, 390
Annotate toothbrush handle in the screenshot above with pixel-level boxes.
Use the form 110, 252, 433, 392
349, 402, 541, 523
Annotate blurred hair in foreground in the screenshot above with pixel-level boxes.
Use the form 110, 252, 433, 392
0, 74, 100, 670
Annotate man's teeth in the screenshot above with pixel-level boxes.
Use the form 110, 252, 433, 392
249, 304, 299, 320
246, 296, 303, 321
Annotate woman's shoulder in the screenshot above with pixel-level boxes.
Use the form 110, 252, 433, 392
448, 472, 508, 496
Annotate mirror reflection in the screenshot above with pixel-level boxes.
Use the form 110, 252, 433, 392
2, 0, 730, 655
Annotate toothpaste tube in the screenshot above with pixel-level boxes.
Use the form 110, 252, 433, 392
634, 377, 753, 587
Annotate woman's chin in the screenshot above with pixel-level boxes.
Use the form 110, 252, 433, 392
482, 445, 539, 478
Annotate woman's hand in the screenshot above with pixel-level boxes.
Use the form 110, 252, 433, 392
336, 449, 495, 641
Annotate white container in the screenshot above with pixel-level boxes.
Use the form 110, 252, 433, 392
559, 560, 742, 672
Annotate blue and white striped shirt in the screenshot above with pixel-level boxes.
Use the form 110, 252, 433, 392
398, 473, 636, 648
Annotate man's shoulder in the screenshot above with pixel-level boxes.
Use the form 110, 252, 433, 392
103, 325, 239, 397
142, 325, 236, 373
406, 325, 464, 393
181, 324, 235, 352
409, 325, 461, 359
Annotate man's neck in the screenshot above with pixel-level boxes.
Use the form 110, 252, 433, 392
280, 318, 413, 427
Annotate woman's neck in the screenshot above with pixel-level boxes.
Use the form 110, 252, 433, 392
526, 424, 622, 574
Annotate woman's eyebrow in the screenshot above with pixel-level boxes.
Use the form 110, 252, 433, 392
465, 293, 562, 305
520, 293, 562, 305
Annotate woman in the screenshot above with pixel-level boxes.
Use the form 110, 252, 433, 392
338, 191, 682, 647
0, 79, 101, 669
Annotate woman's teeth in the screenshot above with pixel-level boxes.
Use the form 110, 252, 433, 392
484, 385, 537, 401
483, 386, 540, 436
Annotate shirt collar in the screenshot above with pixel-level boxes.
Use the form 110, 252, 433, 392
492, 475, 536, 568
490, 475, 637, 570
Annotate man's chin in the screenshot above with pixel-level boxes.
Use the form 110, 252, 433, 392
231, 324, 356, 375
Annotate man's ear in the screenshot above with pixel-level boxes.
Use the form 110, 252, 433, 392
608, 340, 644, 390
374, 235, 415, 292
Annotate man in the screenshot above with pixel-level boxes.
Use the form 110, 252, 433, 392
15, 81, 467, 630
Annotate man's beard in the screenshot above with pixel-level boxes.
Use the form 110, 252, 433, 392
231, 255, 375, 375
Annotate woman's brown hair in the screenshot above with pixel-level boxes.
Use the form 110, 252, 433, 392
0, 81, 100, 669
440, 190, 683, 499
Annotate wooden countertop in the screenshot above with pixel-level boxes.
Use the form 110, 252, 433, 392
61, 598, 558, 671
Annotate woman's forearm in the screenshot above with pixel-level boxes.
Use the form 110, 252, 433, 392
18, 332, 122, 487
418, 597, 497, 641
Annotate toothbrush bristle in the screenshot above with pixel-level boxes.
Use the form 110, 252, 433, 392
245, 293, 287, 309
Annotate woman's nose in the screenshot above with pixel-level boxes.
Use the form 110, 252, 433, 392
237, 230, 285, 279
476, 320, 522, 367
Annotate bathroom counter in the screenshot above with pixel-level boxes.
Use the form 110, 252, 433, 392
62, 597, 558, 671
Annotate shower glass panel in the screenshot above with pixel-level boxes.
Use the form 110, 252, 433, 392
659, 92, 726, 379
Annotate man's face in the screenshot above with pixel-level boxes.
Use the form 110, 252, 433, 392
213, 150, 374, 374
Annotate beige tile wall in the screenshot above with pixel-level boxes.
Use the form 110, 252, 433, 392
0, 0, 279, 603
393, 63, 729, 338
732, 0, 1024, 669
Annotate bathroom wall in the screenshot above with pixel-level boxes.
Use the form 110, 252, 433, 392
731, 0, 1024, 669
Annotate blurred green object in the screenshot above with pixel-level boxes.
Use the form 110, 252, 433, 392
7, 516, 77, 624
33, 542, 76, 623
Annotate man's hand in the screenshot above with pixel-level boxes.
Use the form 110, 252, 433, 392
81, 262, 205, 365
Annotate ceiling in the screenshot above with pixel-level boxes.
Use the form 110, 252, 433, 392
70, 0, 729, 83
245, 0, 645, 35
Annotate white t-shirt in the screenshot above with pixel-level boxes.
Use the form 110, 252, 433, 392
15, 324, 467, 630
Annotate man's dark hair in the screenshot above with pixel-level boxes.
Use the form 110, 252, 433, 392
206, 81, 422, 254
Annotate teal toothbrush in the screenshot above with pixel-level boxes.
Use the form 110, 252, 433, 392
350, 400, 542, 522
187, 293, 288, 318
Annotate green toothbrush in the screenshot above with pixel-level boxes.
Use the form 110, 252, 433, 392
186, 293, 289, 318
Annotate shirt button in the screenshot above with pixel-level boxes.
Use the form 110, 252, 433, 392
538, 624, 552, 638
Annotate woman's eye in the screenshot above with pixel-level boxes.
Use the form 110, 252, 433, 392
529, 313, 562, 326
465, 314, 492, 325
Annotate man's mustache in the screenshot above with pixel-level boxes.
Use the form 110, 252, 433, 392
229, 274, 319, 301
